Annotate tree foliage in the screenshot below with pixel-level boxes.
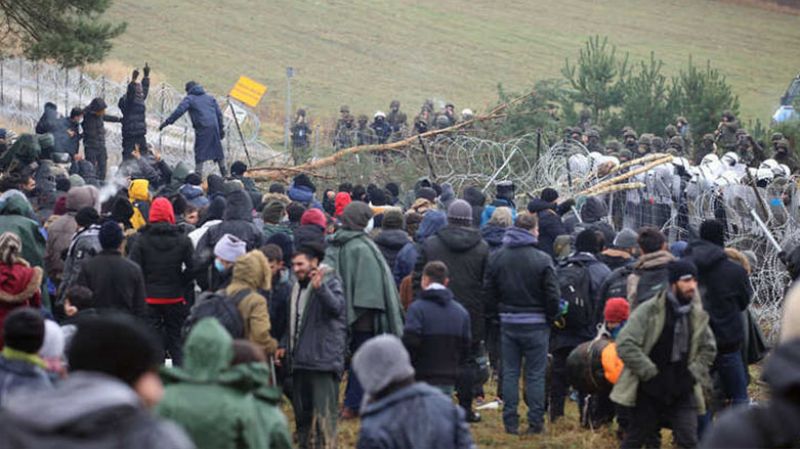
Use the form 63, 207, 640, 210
0, 0, 126, 67
620, 52, 671, 135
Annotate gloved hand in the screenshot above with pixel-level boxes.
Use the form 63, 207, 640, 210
143, 63, 150, 77
132, 69, 139, 81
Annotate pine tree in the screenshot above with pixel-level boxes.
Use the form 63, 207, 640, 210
0, 0, 126, 68
620, 52, 672, 135
669, 58, 740, 140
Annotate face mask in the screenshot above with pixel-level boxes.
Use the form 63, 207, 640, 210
214, 259, 226, 273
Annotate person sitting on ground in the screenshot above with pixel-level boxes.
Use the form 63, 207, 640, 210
0, 313, 195, 448
403, 261, 471, 396
353, 334, 475, 449
0, 308, 52, 404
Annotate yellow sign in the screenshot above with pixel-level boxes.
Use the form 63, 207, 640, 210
229, 76, 267, 107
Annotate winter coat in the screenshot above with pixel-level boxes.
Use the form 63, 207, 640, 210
119, 77, 150, 138
293, 223, 325, 248
129, 223, 194, 300
35, 103, 60, 135
286, 270, 348, 375
179, 184, 209, 209
685, 240, 752, 353
82, 98, 120, 156
0, 371, 194, 449
480, 224, 506, 252
268, 272, 291, 341
45, 186, 99, 282
463, 186, 486, 229
157, 319, 291, 449
76, 250, 147, 318
374, 229, 410, 270
224, 251, 278, 355
610, 289, 716, 413
393, 211, 447, 286
0, 352, 52, 404
325, 230, 404, 335
597, 264, 635, 324
701, 339, 800, 448
597, 249, 635, 271
56, 225, 101, 305
528, 199, 567, 259
552, 252, 611, 350
53, 117, 80, 156
287, 184, 322, 210
626, 250, 675, 306
484, 227, 560, 322
0, 193, 46, 271
263, 223, 293, 241
0, 262, 43, 348
415, 225, 490, 345
403, 288, 471, 386
357, 382, 474, 449
163, 85, 224, 162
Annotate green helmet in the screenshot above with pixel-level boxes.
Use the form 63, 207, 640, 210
340, 105, 350, 114
664, 124, 678, 138
771, 132, 785, 143
669, 136, 684, 150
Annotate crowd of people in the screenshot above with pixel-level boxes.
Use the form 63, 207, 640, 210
1, 82, 800, 449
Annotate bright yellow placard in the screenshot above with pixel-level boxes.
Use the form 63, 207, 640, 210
229, 76, 267, 107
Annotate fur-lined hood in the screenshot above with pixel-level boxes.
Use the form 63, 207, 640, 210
0, 263, 42, 304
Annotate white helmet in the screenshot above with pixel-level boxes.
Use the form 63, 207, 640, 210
568, 153, 590, 175
760, 159, 779, 171
701, 153, 720, 166
721, 152, 739, 167
774, 164, 791, 178
715, 171, 740, 187
461, 108, 474, 118
374, 111, 386, 119
757, 167, 775, 183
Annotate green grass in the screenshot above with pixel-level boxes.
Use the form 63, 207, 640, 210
105, 0, 799, 128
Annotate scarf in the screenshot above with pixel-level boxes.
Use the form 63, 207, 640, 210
666, 291, 692, 363
2, 347, 47, 369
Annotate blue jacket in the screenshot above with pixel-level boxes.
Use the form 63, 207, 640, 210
0, 355, 52, 405
179, 184, 209, 209
392, 211, 446, 285
163, 85, 224, 162
357, 382, 474, 449
480, 198, 516, 227
287, 184, 322, 210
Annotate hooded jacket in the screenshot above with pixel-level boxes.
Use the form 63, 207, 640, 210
463, 186, 486, 229
57, 224, 101, 306
374, 229, 410, 270
393, 211, 447, 286
0, 193, 46, 271
325, 230, 404, 336
701, 339, 800, 448
162, 84, 225, 162
119, 76, 150, 138
403, 287, 471, 386
180, 184, 209, 209
225, 251, 278, 355
0, 262, 43, 348
157, 319, 291, 449
626, 250, 675, 306
35, 103, 60, 135
415, 224, 489, 345
44, 186, 98, 281
528, 198, 567, 259
552, 252, 611, 349
0, 371, 194, 449
76, 249, 147, 318
82, 98, 121, 156
357, 382, 474, 449
128, 199, 195, 301
128, 179, 151, 230
0, 351, 52, 403
685, 239, 752, 352
480, 224, 506, 252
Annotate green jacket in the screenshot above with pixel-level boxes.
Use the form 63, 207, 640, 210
263, 223, 293, 241
0, 193, 45, 268
610, 289, 717, 413
156, 319, 291, 449
324, 229, 404, 335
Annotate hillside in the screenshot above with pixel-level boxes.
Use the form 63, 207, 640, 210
106, 0, 800, 127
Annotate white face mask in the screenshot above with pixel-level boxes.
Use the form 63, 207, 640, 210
364, 218, 375, 234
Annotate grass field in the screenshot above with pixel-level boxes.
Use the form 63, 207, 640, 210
105, 0, 800, 130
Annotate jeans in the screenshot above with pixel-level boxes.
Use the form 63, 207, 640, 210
714, 350, 749, 407
343, 330, 373, 412
622, 393, 698, 449
501, 322, 550, 432
147, 302, 188, 366
195, 158, 227, 177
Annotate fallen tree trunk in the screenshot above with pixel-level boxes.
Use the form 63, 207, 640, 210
246, 93, 533, 181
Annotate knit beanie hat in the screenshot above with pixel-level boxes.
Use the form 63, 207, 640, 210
262, 201, 286, 224
353, 335, 415, 397
75, 206, 100, 228
3, 308, 45, 353
341, 201, 373, 231
604, 298, 630, 323
214, 233, 247, 262
98, 220, 124, 250
67, 314, 161, 387
447, 199, 473, 226
613, 228, 638, 249
382, 207, 404, 230
668, 259, 698, 284
541, 187, 559, 203
40, 320, 65, 359
0, 232, 22, 265
417, 187, 437, 202
670, 241, 688, 258
53, 196, 68, 216
700, 219, 725, 247
301, 208, 327, 229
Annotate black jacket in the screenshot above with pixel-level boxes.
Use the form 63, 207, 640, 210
528, 198, 566, 259
129, 223, 194, 299
82, 98, 121, 155
403, 288, 471, 386
374, 229, 410, 270
415, 225, 490, 345
54, 118, 81, 156
701, 339, 800, 448
76, 250, 147, 318
686, 240, 752, 352
294, 224, 325, 249
485, 227, 560, 321
35, 103, 60, 135
119, 77, 150, 138
463, 187, 486, 229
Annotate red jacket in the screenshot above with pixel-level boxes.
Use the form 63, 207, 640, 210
0, 262, 43, 348
334, 192, 351, 218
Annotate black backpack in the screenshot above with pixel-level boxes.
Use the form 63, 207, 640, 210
557, 260, 593, 332
182, 289, 251, 340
